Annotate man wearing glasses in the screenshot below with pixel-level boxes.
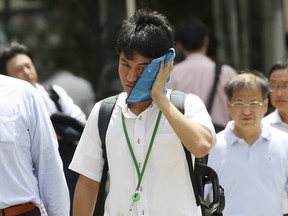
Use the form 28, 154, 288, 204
206, 71, 288, 216
264, 59, 288, 216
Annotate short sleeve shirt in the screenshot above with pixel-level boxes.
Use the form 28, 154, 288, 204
207, 121, 288, 216
70, 89, 216, 216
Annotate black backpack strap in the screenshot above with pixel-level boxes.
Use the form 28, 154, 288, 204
170, 90, 202, 207
171, 90, 224, 216
94, 95, 118, 216
206, 63, 222, 113
98, 95, 118, 159
46, 85, 62, 112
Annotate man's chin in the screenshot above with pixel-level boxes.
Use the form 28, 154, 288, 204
27, 80, 36, 86
125, 88, 132, 95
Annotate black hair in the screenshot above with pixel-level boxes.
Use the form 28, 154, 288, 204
116, 9, 174, 59
175, 17, 208, 52
267, 59, 288, 79
0, 42, 33, 75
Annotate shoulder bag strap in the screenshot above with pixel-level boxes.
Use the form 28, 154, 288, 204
46, 85, 62, 112
206, 63, 222, 113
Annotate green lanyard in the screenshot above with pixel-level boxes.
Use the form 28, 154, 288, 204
121, 111, 162, 205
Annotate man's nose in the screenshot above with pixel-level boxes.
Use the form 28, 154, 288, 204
275, 87, 285, 96
126, 68, 140, 82
22, 67, 30, 75
242, 105, 252, 114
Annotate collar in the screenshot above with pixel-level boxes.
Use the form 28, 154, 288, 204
264, 110, 288, 132
117, 91, 171, 118
268, 109, 285, 124
224, 121, 271, 146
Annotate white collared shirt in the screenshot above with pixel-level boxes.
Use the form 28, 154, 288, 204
264, 109, 288, 132
36, 83, 86, 124
207, 121, 288, 216
264, 110, 288, 214
0, 75, 70, 215
70, 89, 216, 216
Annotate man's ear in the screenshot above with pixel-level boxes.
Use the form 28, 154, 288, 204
176, 42, 184, 52
263, 98, 269, 112
226, 100, 231, 111
203, 36, 209, 49
176, 42, 190, 57
226, 100, 233, 119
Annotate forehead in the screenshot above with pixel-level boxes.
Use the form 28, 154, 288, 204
119, 51, 152, 64
230, 88, 263, 101
7, 54, 32, 66
269, 69, 288, 81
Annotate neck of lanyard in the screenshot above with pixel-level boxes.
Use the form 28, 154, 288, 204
121, 110, 162, 204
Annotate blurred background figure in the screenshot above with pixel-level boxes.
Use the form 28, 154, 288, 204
167, 17, 237, 132
0, 42, 86, 215
264, 59, 288, 216
265, 59, 288, 129
43, 70, 96, 116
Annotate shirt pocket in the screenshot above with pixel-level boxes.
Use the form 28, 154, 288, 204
152, 133, 183, 168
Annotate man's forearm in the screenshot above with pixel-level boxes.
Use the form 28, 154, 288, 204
73, 175, 99, 216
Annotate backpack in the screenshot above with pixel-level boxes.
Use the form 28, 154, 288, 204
46, 85, 85, 142
95, 90, 225, 216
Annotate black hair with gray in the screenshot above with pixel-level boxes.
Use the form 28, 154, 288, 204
224, 70, 269, 100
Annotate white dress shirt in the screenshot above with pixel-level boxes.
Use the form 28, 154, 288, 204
70, 89, 216, 216
36, 83, 86, 124
0, 75, 70, 215
43, 71, 96, 116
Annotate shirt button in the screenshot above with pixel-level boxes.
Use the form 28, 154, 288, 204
142, 210, 145, 215
137, 139, 140, 144
138, 162, 141, 168
140, 186, 143, 191
139, 115, 142, 120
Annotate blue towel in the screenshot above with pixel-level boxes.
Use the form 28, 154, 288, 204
126, 48, 176, 103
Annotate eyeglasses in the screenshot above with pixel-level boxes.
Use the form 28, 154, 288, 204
269, 82, 288, 92
230, 101, 263, 110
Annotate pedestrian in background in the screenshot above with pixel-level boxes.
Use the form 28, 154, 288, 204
207, 71, 288, 216
263, 59, 288, 216
167, 17, 237, 132
0, 42, 86, 124
0, 42, 86, 214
